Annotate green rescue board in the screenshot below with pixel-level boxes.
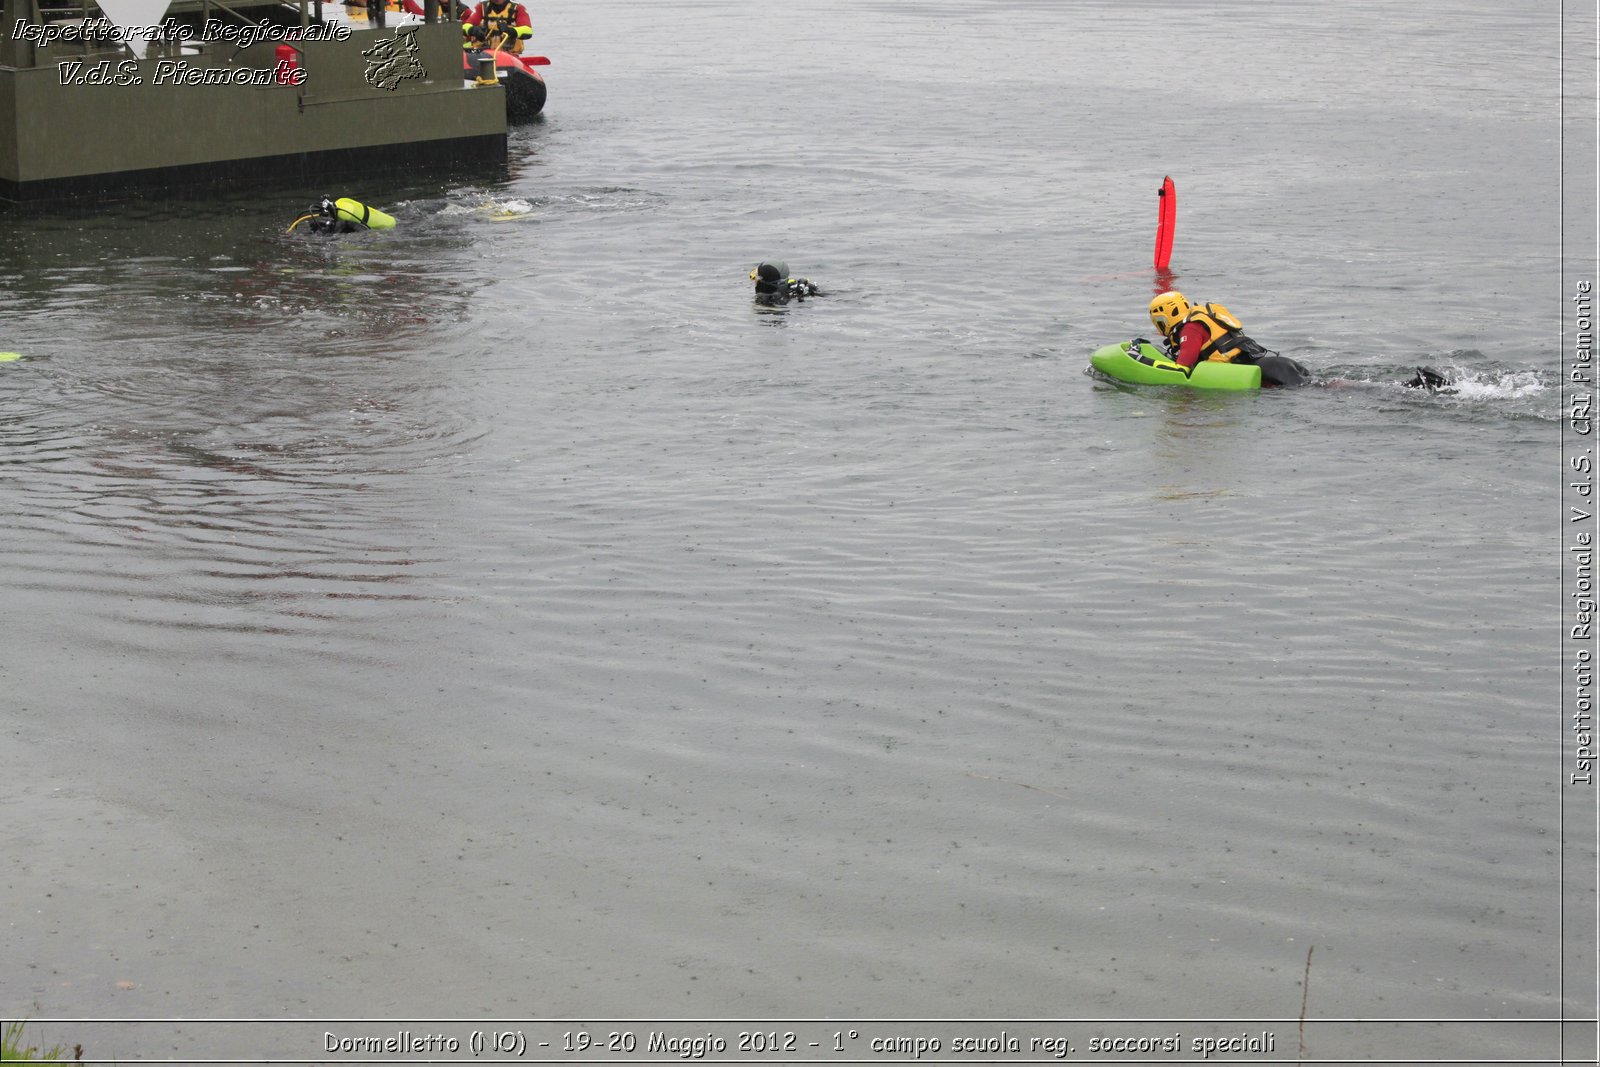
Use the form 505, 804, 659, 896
1090, 341, 1261, 391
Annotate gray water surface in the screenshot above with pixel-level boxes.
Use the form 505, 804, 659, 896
0, 0, 1578, 1062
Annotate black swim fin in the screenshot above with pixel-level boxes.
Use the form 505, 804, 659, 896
1404, 366, 1450, 391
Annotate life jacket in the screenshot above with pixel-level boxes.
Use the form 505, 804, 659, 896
1180, 303, 1258, 363
479, 1, 524, 37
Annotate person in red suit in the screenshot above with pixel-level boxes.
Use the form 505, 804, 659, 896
1147, 290, 1310, 388
462, 0, 531, 53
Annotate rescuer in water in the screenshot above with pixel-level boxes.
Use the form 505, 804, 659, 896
287, 196, 397, 235
1144, 290, 1451, 391
1147, 290, 1310, 388
750, 260, 820, 304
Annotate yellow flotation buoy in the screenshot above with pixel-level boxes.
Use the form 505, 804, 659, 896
0, 352, 22, 362
334, 197, 396, 230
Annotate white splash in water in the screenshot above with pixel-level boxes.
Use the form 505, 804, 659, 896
490, 199, 535, 217
1441, 368, 1545, 401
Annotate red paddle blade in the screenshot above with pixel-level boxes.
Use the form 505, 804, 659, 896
524, 54, 550, 64
1154, 175, 1176, 270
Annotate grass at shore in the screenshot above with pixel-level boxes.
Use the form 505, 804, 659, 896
2, 1020, 84, 1063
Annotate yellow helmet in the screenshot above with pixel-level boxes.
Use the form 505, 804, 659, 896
1148, 290, 1191, 337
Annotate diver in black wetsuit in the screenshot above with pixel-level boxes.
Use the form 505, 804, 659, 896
751, 260, 820, 303
288, 196, 395, 236
303, 196, 363, 235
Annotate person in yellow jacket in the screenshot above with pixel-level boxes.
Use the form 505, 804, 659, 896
1147, 291, 1452, 390
1147, 290, 1309, 388
463, 0, 531, 52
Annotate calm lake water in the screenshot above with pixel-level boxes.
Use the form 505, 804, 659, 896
1, 0, 1586, 1062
